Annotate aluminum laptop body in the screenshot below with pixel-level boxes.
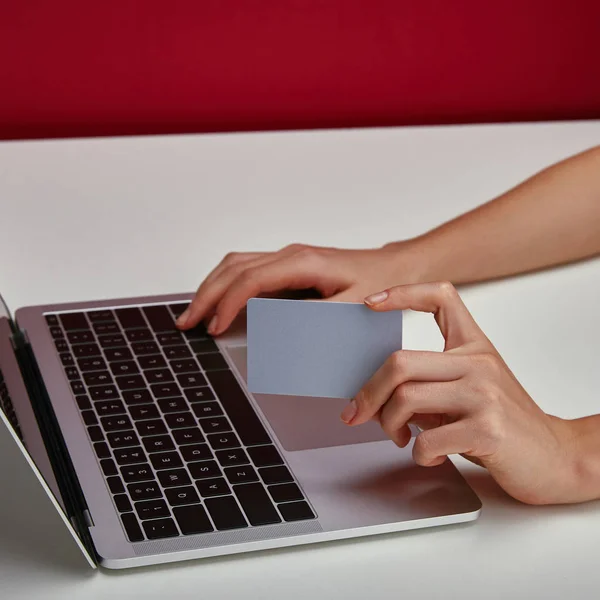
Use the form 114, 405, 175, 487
0, 292, 481, 569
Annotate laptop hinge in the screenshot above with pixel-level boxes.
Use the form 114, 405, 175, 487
10, 328, 98, 563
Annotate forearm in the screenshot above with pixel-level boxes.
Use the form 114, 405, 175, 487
402, 145, 600, 284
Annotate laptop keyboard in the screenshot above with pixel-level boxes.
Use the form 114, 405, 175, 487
45, 303, 315, 542
0, 367, 24, 442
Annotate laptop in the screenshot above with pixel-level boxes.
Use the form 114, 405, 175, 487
0, 290, 482, 570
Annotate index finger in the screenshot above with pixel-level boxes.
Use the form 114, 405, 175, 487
364, 281, 487, 350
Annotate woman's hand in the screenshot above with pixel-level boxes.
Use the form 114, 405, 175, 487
176, 242, 424, 335
342, 281, 582, 505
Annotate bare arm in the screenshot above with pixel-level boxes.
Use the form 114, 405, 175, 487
402, 145, 600, 284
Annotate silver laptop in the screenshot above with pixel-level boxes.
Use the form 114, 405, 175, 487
0, 291, 481, 570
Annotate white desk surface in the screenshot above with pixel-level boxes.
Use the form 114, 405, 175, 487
1, 121, 599, 598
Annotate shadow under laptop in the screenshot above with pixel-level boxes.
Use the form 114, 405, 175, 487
0, 429, 94, 576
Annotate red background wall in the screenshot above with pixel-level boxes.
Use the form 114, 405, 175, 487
1, 1, 599, 140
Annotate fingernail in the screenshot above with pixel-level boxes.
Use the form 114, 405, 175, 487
176, 309, 190, 327
364, 290, 389, 306
208, 314, 218, 335
340, 400, 357, 424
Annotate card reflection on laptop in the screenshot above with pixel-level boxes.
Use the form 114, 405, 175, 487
246, 298, 404, 399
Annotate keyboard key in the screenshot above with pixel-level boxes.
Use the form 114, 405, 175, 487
131, 341, 160, 355
90, 386, 120, 402
114, 494, 133, 513
81, 410, 98, 426
168, 303, 188, 318
248, 445, 284, 468
170, 359, 200, 374
104, 347, 133, 362
67, 330, 94, 344
151, 384, 181, 399
192, 402, 223, 419
197, 353, 228, 371
156, 332, 184, 346
142, 305, 175, 332
138, 355, 167, 370
93, 441, 111, 459
110, 361, 140, 376
158, 468, 192, 488
164, 412, 196, 429
205, 496, 247, 531
77, 357, 107, 372
121, 463, 154, 483
164, 346, 192, 360
165, 486, 200, 506
206, 370, 271, 447
114, 447, 146, 465
135, 499, 170, 520
176, 373, 208, 388
101, 415, 133, 432
93, 322, 120, 335
122, 389, 153, 406
50, 326, 65, 340
107, 430, 140, 449
184, 386, 214, 403
129, 404, 160, 420
157, 397, 188, 413
121, 513, 144, 542
143, 517, 179, 539
100, 458, 118, 476
107, 476, 125, 494
260, 466, 294, 485
116, 307, 146, 330
142, 435, 175, 453
180, 443, 212, 463
60, 312, 89, 331
126, 329, 153, 342
98, 334, 127, 348
150, 451, 183, 470
54, 339, 69, 352
135, 419, 168, 437
196, 477, 230, 498
70, 380, 85, 395
145, 369, 174, 384
278, 501, 315, 522
224, 465, 258, 485
95, 400, 126, 416
128, 481, 162, 502
215, 448, 250, 468
45, 314, 59, 326
87, 310, 114, 323
76, 393, 92, 410
190, 339, 218, 354
183, 324, 208, 340
64, 366, 79, 380
207, 432, 240, 450
199, 416, 231, 434
189, 460, 221, 480
173, 504, 214, 535
83, 371, 113, 386
87, 425, 104, 442
268, 483, 304, 503
116, 375, 146, 391
60, 352, 75, 366
234, 483, 281, 526
172, 428, 204, 446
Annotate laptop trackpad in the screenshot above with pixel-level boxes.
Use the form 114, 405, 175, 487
225, 346, 388, 452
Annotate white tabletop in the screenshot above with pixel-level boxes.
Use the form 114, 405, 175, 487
1, 121, 600, 598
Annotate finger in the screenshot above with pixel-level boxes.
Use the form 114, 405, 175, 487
177, 252, 265, 328
211, 251, 333, 335
364, 281, 487, 350
412, 419, 475, 467
378, 381, 466, 445
342, 350, 469, 426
